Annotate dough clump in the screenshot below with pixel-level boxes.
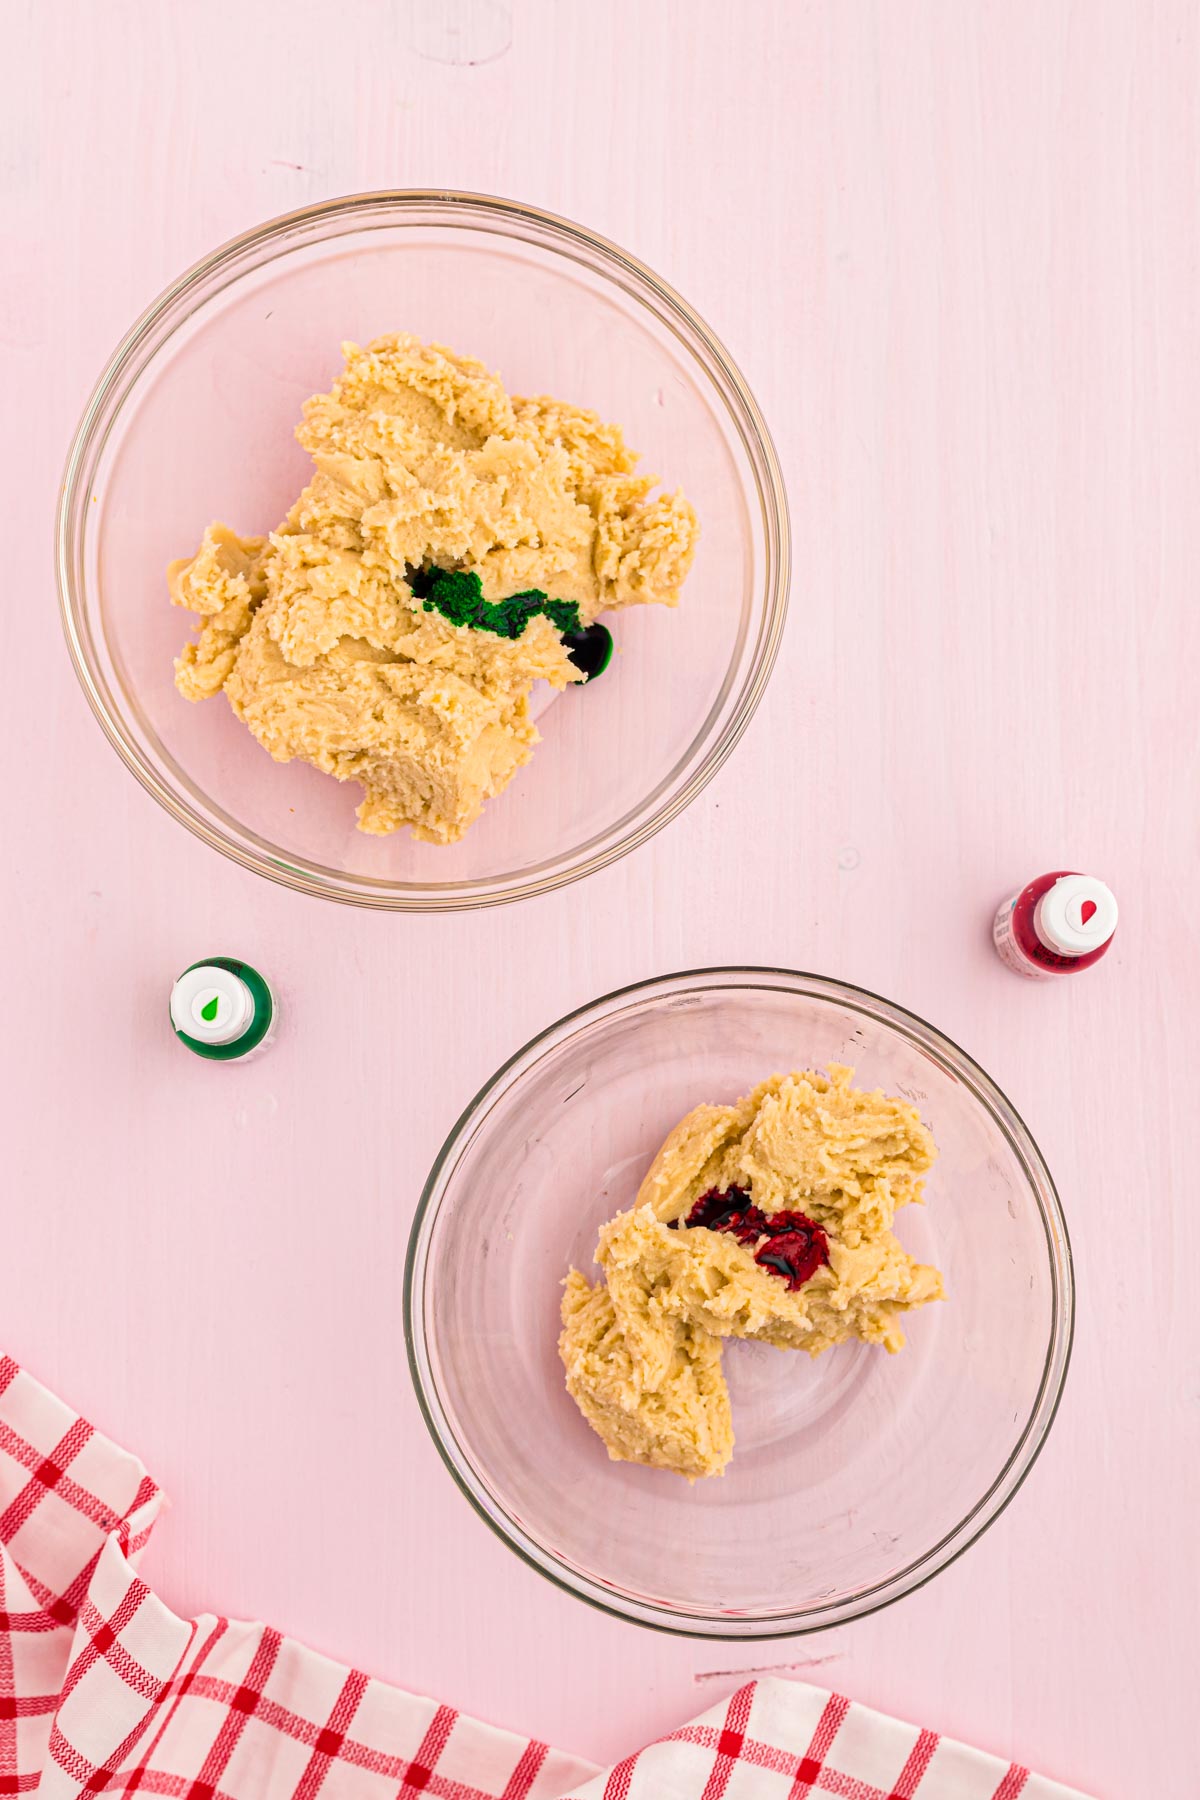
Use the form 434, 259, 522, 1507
559, 1066, 944, 1480
168, 335, 698, 843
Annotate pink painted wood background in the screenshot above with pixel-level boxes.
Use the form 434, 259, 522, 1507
3, 2, 1198, 1793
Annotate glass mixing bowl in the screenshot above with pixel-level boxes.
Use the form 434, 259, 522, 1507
406, 968, 1073, 1638
57, 192, 788, 909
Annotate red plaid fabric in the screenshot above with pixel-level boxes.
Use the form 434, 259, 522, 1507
0, 1359, 1090, 1800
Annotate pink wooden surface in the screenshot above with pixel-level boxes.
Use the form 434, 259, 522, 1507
4, 2, 1198, 1793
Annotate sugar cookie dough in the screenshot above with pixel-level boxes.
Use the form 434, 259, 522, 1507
168, 335, 698, 843
559, 1066, 944, 1480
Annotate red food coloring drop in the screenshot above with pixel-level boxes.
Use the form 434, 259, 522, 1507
754, 1210, 830, 1290
1080, 898, 1097, 926
678, 1187, 764, 1241
669, 1188, 830, 1292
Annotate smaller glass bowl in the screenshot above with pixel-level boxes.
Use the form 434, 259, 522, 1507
57, 191, 788, 910
405, 968, 1074, 1638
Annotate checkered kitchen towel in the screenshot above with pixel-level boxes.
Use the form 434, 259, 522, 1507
0, 1358, 1090, 1800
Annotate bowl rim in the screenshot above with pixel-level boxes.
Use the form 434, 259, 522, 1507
56, 188, 790, 910
404, 964, 1075, 1638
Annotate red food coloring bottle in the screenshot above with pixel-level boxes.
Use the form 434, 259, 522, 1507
992, 871, 1118, 979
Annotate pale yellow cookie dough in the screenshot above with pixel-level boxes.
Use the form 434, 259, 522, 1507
168, 335, 698, 843
560, 1271, 734, 1483
559, 1066, 945, 1480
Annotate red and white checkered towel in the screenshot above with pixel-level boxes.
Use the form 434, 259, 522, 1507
0, 1358, 1090, 1800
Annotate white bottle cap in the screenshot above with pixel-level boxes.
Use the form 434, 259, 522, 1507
170, 964, 254, 1045
1033, 875, 1118, 957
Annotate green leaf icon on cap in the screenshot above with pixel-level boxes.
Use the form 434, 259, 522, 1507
200, 995, 219, 1023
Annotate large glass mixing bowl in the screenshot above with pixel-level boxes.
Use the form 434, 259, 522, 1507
406, 968, 1073, 1637
58, 192, 788, 909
